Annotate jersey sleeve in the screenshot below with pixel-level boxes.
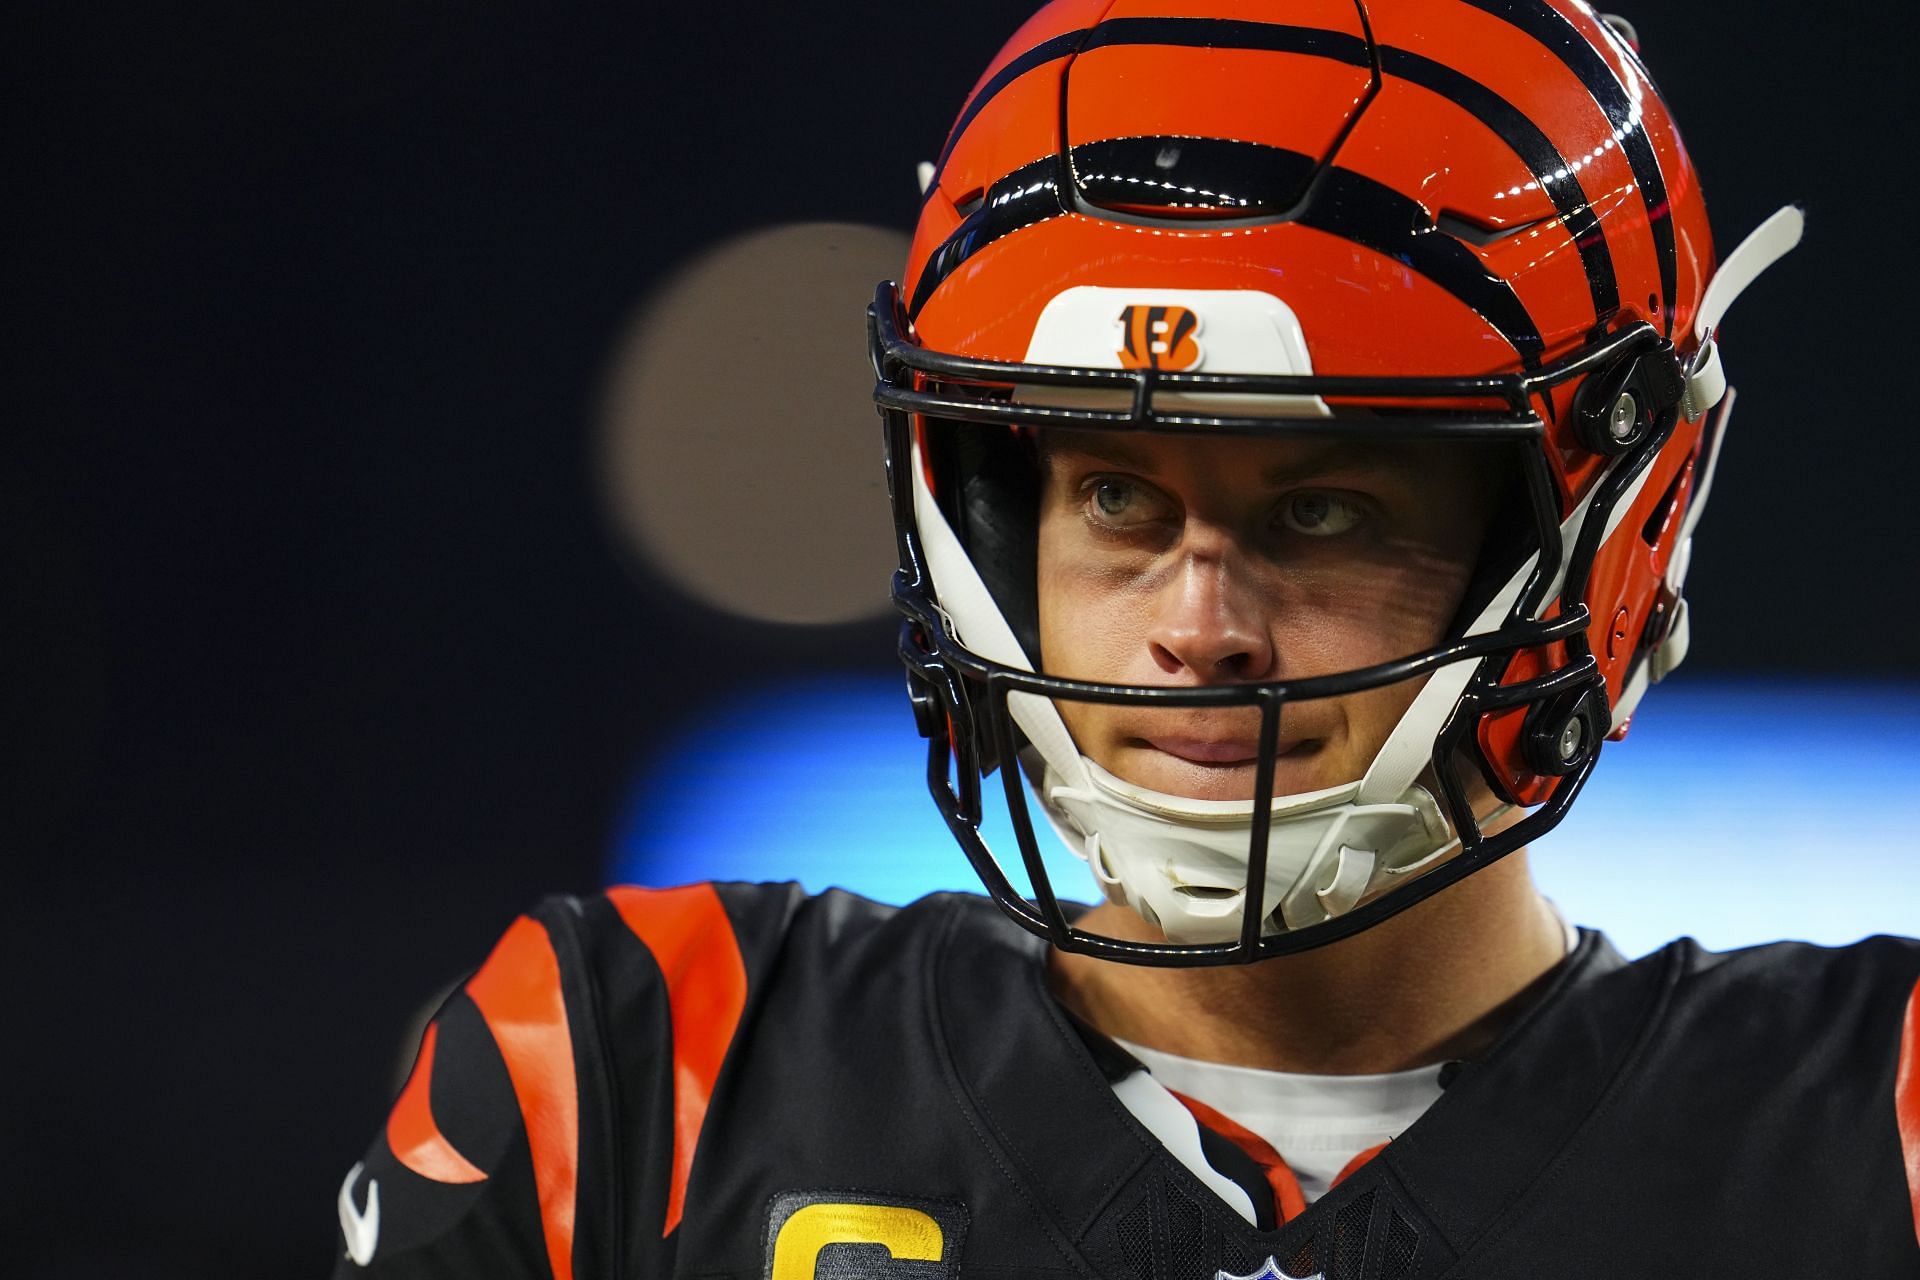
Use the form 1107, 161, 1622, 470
331, 883, 778, 1278
331, 912, 580, 1279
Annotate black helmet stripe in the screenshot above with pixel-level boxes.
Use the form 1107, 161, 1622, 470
1302, 161, 1545, 362
1456, 0, 1677, 335
907, 155, 1067, 319
1377, 45, 1620, 324
930, 31, 1088, 183
1080, 15, 1372, 65
908, 137, 1544, 362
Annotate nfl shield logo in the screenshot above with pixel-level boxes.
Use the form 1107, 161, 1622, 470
1216, 1260, 1322, 1280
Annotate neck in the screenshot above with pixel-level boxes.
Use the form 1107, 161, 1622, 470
1047, 850, 1569, 1075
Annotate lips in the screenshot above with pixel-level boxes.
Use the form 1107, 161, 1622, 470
1142, 735, 1314, 766
1122, 733, 1330, 802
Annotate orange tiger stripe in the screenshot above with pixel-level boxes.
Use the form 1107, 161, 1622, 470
1170, 1089, 1308, 1224
387, 1021, 488, 1185
466, 916, 578, 1280
1897, 973, 1920, 1248
608, 884, 749, 1238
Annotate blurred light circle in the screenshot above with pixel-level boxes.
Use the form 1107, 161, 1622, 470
600, 221, 910, 624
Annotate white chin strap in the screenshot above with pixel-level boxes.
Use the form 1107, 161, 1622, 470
1043, 762, 1454, 937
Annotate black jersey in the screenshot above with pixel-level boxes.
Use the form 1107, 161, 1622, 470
333, 883, 1920, 1278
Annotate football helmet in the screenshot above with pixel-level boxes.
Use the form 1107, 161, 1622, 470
873, 0, 1799, 964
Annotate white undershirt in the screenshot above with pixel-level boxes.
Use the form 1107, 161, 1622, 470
1114, 1039, 1444, 1207
1107, 904, 1580, 1217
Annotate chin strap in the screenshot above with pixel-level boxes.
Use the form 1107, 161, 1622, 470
1682, 205, 1801, 420
1612, 205, 1803, 729
1686, 205, 1803, 402
1040, 760, 1454, 933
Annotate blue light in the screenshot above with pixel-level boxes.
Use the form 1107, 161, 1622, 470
610, 676, 1920, 958
611, 675, 1078, 908
1529, 681, 1920, 956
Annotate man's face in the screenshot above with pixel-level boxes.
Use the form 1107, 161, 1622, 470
1036, 429, 1502, 803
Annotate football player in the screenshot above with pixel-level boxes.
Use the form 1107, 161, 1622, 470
334, 2, 1920, 1275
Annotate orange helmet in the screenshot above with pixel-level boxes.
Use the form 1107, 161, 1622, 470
872, 0, 1800, 964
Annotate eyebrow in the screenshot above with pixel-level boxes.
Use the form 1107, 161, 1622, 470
1037, 431, 1154, 472
1039, 431, 1432, 487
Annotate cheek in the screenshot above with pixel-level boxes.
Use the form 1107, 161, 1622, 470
1283, 547, 1477, 762
1037, 525, 1113, 750
1280, 545, 1473, 673
1036, 518, 1185, 763
1036, 551, 1144, 681
1035, 516, 1069, 671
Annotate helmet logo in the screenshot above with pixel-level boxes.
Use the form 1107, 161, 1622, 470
1116, 305, 1202, 371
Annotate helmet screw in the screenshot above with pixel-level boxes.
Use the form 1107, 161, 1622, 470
1608, 391, 1638, 441
1523, 689, 1599, 776
1556, 715, 1586, 763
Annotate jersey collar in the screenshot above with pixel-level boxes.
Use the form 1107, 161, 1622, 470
931, 897, 1668, 1271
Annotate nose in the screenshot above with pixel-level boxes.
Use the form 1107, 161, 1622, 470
1145, 535, 1276, 681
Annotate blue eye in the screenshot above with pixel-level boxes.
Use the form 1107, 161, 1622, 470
1280, 491, 1363, 536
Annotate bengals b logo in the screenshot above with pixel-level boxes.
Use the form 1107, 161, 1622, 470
1116, 305, 1203, 371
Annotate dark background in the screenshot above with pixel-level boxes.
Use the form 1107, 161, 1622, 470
8, 3, 1914, 1274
